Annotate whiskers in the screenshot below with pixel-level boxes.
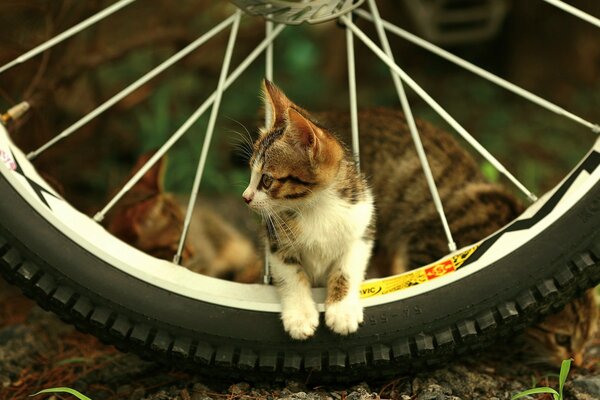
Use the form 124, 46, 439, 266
225, 117, 255, 163
261, 204, 298, 253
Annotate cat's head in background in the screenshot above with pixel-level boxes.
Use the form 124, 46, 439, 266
106, 153, 194, 262
523, 289, 599, 368
242, 80, 345, 213
105, 152, 262, 283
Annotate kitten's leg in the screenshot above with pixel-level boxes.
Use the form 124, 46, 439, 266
325, 239, 372, 335
270, 253, 319, 340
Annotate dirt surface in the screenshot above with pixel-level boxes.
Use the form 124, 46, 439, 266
1, 280, 599, 400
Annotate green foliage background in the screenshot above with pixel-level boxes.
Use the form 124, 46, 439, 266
0, 0, 597, 211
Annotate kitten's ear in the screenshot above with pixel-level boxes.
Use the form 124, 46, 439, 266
262, 79, 290, 130
287, 108, 319, 150
132, 152, 166, 194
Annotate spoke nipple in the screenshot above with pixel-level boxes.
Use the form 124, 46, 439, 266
528, 193, 538, 202
93, 212, 105, 223
592, 124, 600, 135
263, 274, 272, 285
448, 241, 457, 252
173, 254, 181, 265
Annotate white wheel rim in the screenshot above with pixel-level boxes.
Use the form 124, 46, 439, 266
1, 124, 599, 312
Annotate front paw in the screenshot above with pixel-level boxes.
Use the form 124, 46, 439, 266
281, 303, 319, 340
325, 299, 363, 335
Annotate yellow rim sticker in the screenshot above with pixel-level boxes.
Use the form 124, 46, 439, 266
359, 244, 480, 299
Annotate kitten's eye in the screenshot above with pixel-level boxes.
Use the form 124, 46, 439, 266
555, 334, 570, 346
261, 174, 273, 189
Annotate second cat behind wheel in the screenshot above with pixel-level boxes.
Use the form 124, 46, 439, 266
314, 107, 524, 276
106, 152, 262, 283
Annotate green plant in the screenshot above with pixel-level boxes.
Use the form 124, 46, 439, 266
512, 359, 572, 400
31, 387, 92, 400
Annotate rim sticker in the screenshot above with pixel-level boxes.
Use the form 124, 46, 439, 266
360, 244, 480, 299
1, 149, 16, 171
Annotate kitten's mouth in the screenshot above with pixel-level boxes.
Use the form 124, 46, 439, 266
244, 201, 261, 212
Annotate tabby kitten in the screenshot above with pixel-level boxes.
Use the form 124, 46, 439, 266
243, 80, 375, 339
523, 289, 599, 367
244, 80, 523, 339
313, 109, 524, 276
107, 153, 261, 283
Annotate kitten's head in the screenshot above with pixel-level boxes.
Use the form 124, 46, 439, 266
242, 80, 344, 213
107, 153, 194, 262
523, 290, 599, 367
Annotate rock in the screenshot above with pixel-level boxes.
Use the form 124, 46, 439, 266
415, 383, 456, 400
229, 382, 250, 395
572, 376, 600, 395
569, 376, 600, 400
346, 387, 378, 400
286, 380, 308, 393
350, 382, 371, 392
190, 393, 214, 400
277, 391, 327, 400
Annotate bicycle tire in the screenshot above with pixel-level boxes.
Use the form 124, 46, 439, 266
1, 121, 599, 382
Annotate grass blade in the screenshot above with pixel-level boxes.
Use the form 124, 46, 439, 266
558, 358, 572, 398
30, 387, 92, 400
511, 387, 560, 400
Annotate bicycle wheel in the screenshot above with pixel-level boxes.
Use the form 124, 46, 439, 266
1, 0, 599, 383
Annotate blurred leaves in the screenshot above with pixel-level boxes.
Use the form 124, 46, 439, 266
0, 0, 597, 210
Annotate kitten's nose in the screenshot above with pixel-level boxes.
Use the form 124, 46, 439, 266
242, 190, 254, 204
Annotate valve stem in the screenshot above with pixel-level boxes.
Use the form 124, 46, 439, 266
1, 101, 30, 125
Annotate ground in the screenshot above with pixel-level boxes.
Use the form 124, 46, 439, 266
1, 280, 599, 400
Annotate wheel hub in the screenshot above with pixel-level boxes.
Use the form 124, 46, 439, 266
230, 0, 365, 24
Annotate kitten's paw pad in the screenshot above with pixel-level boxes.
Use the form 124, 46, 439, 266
325, 300, 363, 335
281, 305, 319, 340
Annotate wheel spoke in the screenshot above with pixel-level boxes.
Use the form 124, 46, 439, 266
543, 0, 600, 28
264, 19, 275, 284
0, 0, 137, 75
342, 14, 538, 203
93, 21, 287, 223
27, 13, 239, 161
174, 11, 243, 264
345, 24, 361, 168
354, 9, 600, 135
266, 20, 274, 81
366, 0, 455, 252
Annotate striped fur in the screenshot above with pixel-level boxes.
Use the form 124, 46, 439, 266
314, 108, 524, 276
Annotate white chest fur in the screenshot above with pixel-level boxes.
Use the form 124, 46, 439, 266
295, 188, 373, 285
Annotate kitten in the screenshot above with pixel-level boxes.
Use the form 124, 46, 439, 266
243, 80, 375, 339
106, 153, 261, 283
243, 80, 523, 339
523, 289, 599, 367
